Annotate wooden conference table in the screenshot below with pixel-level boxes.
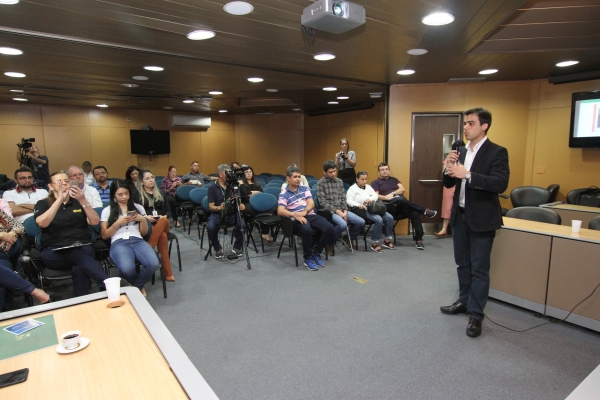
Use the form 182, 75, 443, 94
0, 288, 218, 399
490, 217, 600, 332
540, 202, 600, 228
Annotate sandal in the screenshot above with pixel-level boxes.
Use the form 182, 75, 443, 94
262, 234, 273, 242
381, 240, 396, 250
371, 243, 384, 253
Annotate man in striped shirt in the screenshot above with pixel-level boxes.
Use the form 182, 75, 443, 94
278, 164, 334, 271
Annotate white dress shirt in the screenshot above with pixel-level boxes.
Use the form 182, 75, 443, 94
459, 136, 487, 207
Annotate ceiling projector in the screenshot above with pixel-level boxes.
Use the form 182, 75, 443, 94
301, 0, 366, 34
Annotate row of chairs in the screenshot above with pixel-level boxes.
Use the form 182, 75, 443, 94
505, 206, 600, 230
502, 184, 600, 211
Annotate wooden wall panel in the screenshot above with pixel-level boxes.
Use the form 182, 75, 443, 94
304, 127, 328, 178
238, 129, 270, 174
43, 126, 92, 173
89, 109, 130, 128
168, 130, 203, 176
351, 123, 380, 179
41, 106, 89, 127
0, 125, 45, 176
127, 110, 168, 130
201, 129, 235, 175
0, 104, 42, 125
89, 127, 135, 177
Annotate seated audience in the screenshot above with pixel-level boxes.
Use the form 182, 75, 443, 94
100, 180, 159, 297
316, 160, 364, 252
67, 166, 102, 208
82, 161, 94, 185
137, 170, 175, 281
92, 165, 112, 204
371, 162, 437, 250
278, 164, 333, 270
125, 165, 142, 203
0, 207, 51, 310
281, 164, 309, 189
207, 164, 246, 259
34, 171, 108, 297
346, 171, 395, 252
161, 165, 183, 227
183, 161, 216, 186
240, 165, 272, 242
3, 167, 49, 223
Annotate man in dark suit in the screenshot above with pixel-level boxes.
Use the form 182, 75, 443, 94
440, 107, 510, 338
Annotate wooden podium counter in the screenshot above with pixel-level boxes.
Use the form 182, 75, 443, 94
0, 288, 218, 399
540, 203, 600, 228
490, 217, 600, 332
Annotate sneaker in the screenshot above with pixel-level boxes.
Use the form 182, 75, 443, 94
424, 209, 437, 218
312, 254, 325, 268
381, 239, 395, 250
371, 243, 384, 253
231, 248, 244, 258
304, 257, 318, 271
340, 236, 353, 250
415, 240, 424, 250
215, 249, 225, 259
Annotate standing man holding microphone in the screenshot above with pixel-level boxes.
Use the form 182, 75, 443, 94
440, 107, 509, 338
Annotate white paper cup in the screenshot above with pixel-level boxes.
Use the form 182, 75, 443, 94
572, 220, 582, 233
104, 277, 121, 301
61, 330, 81, 350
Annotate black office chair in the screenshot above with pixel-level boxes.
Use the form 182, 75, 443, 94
505, 207, 561, 225
566, 188, 589, 205
276, 216, 329, 266
547, 184, 560, 203
588, 216, 600, 230
510, 186, 552, 208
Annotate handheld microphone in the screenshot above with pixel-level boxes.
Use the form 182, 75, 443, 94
451, 140, 462, 151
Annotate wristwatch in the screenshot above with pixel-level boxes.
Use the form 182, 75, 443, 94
81, 202, 91, 208
465, 172, 471, 181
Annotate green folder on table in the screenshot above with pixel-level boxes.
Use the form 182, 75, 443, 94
0, 314, 58, 361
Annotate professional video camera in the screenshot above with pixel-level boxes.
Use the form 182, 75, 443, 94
17, 137, 35, 152
225, 166, 245, 185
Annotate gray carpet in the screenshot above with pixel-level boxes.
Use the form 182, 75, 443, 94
142, 227, 600, 400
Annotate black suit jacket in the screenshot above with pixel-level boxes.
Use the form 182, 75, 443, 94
443, 138, 509, 232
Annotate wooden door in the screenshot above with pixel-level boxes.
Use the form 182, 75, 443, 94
410, 113, 462, 234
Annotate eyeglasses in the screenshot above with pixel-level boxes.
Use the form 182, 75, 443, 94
143, 176, 154, 181
52, 179, 70, 184
69, 173, 83, 177
17, 176, 34, 181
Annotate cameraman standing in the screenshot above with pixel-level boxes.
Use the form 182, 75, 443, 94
16, 144, 50, 186
335, 138, 356, 186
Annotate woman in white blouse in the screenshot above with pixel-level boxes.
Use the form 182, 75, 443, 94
346, 171, 395, 252
335, 138, 357, 186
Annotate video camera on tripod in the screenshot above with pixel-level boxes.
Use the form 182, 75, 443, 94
17, 137, 35, 153
225, 166, 245, 185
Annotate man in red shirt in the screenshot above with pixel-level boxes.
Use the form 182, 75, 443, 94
371, 162, 437, 250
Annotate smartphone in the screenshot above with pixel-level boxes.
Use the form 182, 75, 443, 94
70, 180, 79, 188
127, 211, 137, 218
0, 368, 29, 389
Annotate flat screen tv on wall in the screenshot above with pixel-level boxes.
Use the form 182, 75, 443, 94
130, 130, 171, 155
569, 90, 600, 148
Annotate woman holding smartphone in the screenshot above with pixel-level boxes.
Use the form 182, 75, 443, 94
136, 170, 174, 281
100, 180, 159, 296
34, 171, 108, 297
161, 165, 183, 227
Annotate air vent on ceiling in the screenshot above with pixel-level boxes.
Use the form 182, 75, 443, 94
448, 77, 486, 83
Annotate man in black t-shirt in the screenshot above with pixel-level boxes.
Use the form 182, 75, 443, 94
16, 145, 50, 185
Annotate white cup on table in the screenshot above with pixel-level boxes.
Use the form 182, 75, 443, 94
571, 220, 582, 233
104, 277, 121, 301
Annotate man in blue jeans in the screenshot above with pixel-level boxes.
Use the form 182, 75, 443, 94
278, 164, 334, 270
316, 160, 364, 253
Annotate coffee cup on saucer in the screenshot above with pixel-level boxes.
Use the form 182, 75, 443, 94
61, 330, 82, 350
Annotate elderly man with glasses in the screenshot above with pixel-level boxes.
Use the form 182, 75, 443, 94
2, 166, 49, 223
67, 166, 103, 208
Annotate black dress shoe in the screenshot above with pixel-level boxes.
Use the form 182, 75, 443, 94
466, 318, 482, 337
440, 300, 468, 315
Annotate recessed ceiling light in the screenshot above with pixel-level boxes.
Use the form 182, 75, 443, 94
10, 89, 23, 92
121, 83, 139, 88
314, 53, 335, 61
187, 30, 216, 40
0, 0, 19, 4
0, 47, 22, 55
407, 48, 428, 56
266, 89, 278, 92
328, 101, 339, 105
323, 87, 337, 91
13, 97, 27, 101
422, 12, 455, 26
556, 60, 579, 67
209, 91, 223, 95
97, 104, 108, 108
479, 69, 498, 75
183, 100, 195, 103
144, 66, 164, 71
248, 77, 263, 83
223, 1, 254, 15
337, 96, 349, 100
132, 76, 148, 81
219, 110, 228, 113
292, 108, 302, 111
163, 106, 173, 109
397, 69, 415, 75
5, 72, 25, 78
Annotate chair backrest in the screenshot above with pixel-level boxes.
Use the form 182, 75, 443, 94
202, 196, 211, 215
304, 175, 316, 180
510, 186, 551, 207
546, 184, 560, 202
307, 179, 318, 186
343, 182, 350, 193
92, 207, 105, 233
189, 187, 208, 205
265, 183, 282, 189
23, 215, 41, 240
505, 207, 561, 225
588, 216, 600, 230
176, 185, 196, 201
249, 192, 278, 214
566, 188, 589, 205
271, 174, 286, 180
310, 189, 319, 209
264, 187, 282, 197
310, 182, 318, 189
258, 173, 272, 178
267, 176, 284, 183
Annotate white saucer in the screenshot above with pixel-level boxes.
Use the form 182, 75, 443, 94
56, 337, 90, 354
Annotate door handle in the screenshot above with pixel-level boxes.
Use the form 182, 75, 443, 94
418, 180, 442, 182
